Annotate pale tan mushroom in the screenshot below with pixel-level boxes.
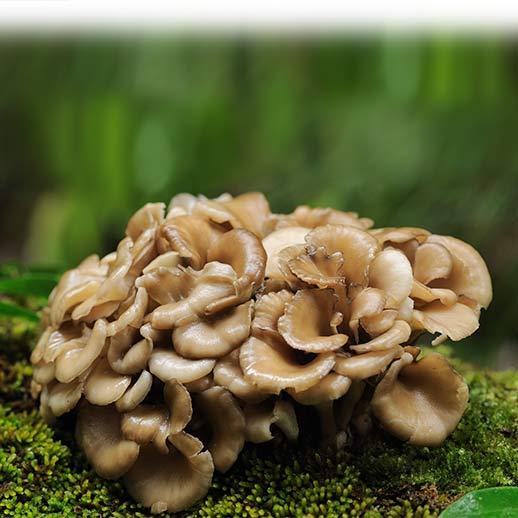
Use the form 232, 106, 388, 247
124, 432, 214, 514
157, 214, 224, 269
116, 370, 153, 412
142, 251, 181, 274
40, 324, 87, 363
196, 386, 245, 472
275, 205, 373, 230
305, 225, 380, 286
262, 226, 310, 280
76, 403, 140, 479
107, 328, 153, 375
371, 352, 469, 446
410, 281, 457, 306
252, 290, 293, 342
244, 398, 299, 443
84, 358, 132, 406
164, 380, 193, 434
32, 360, 56, 386
368, 248, 414, 308
288, 372, 351, 405
350, 320, 411, 353
183, 375, 214, 393
334, 346, 403, 380
149, 348, 216, 384
206, 229, 267, 312
150, 262, 241, 329
412, 300, 480, 342
121, 405, 170, 450
239, 336, 335, 394
277, 289, 348, 353
361, 309, 398, 337
55, 318, 107, 384
173, 301, 253, 359
413, 241, 453, 285
136, 265, 191, 306
426, 235, 493, 308
213, 350, 270, 403
348, 288, 386, 342
126, 203, 165, 241
47, 378, 84, 417
106, 287, 148, 337
194, 192, 272, 238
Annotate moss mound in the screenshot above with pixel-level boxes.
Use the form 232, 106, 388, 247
0, 319, 516, 517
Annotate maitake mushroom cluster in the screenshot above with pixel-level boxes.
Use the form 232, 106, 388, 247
30, 192, 492, 513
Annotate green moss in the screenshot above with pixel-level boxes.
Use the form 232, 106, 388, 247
0, 319, 516, 517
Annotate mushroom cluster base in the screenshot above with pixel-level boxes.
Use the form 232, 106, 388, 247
30, 192, 493, 514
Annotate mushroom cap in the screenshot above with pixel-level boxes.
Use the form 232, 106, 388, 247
361, 309, 399, 337
371, 352, 469, 446
277, 288, 348, 353
412, 300, 479, 342
107, 328, 153, 375
149, 348, 216, 384
207, 229, 267, 307
334, 346, 403, 380
244, 398, 299, 443
413, 241, 453, 285
106, 287, 148, 337
124, 432, 214, 514
115, 370, 153, 412
262, 226, 310, 280
196, 386, 245, 473
350, 320, 411, 353
239, 336, 335, 394
76, 403, 140, 479
213, 350, 270, 403
349, 288, 386, 342
84, 358, 132, 406
426, 235, 493, 308
288, 372, 351, 405
142, 251, 181, 274
164, 380, 193, 434
173, 301, 253, 359
252, 290, 293, 342
121, 405, 170, 450
368, 248, 414, 308
305, 225, 380, 286
47, 379, 84, 417
126, 203, 165, 241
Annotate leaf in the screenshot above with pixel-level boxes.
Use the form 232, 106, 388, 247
0, 301, 39, 322
441, 487, 518, 517
0, 274, 59, 298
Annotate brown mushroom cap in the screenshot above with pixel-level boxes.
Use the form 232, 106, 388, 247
126, 203, 165, 241
349, 288, 386, 342
196, 386, 245, 473
121, 405, 170, 450
239, 336, 335, 394
371, 352, 469, 446
426, 235, 493, 308
288, 372, 351, 405
244, 398, 299, 443
124, 432, 214, 514
350, 320, 411, 353
413, 241, 453, 285
262, 226, 310, 280
334, 346, 403, 380
84, 358, 132, 406
149, 348, 216, 384
47, 378, 84, 417
107, 327, 153, 375
173, 301, 253, 359
361, 309, 399, 337
76, 403, 140, 479
252, 290, 293, 342
305, 225, 379, 286
106, 287, 148, 337
142, 251, 181, 274
164, 380, 193, 435
369, 248, 414, 308
277, 288, 348, 353
213, 350, 270, 403
115, 370, 153, 412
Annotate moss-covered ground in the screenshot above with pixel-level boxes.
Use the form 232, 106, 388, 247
0, 318, 516, 518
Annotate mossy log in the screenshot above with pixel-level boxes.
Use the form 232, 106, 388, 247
0, 318, 516, 517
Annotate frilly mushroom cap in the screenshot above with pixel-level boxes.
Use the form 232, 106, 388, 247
426, 235, 493, 308
196, 386, 245, 472
124, 432, 214, 514
252, 290, 293, 342
106, 287, 148, 337
334, 346, 403, 380
84, 358, 132, 406
368, 248, 414, 308
305, 225, 380, 286
126, 203, 165, 241
47, 378, 84, 417
173, 301, 253, 359
76, 403, 140, 479
350, 320, 411, 353
121, 405, 170, 450
349, 288, 386, 342
262, 226, 310, 280
277, 289, 348, 353
116, 370, 153, 412
213, 350, 270, 403
244, 398, 299, 443
288, 372, 351, 405
371, 352, 469, 446
107, 330, 153, 375
239, 336, 335, 394
278, 205, 373, 230
207, 229, 267, 305
413, 241, 453, 285
149, 348, 216, 384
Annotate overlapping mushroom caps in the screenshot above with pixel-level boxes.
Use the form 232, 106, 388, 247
31, 192, 492, 513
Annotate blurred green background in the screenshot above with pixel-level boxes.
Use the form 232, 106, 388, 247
0, 36, 517, 367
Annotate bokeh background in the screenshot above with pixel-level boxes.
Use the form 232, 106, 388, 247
1, 35, 517, 368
